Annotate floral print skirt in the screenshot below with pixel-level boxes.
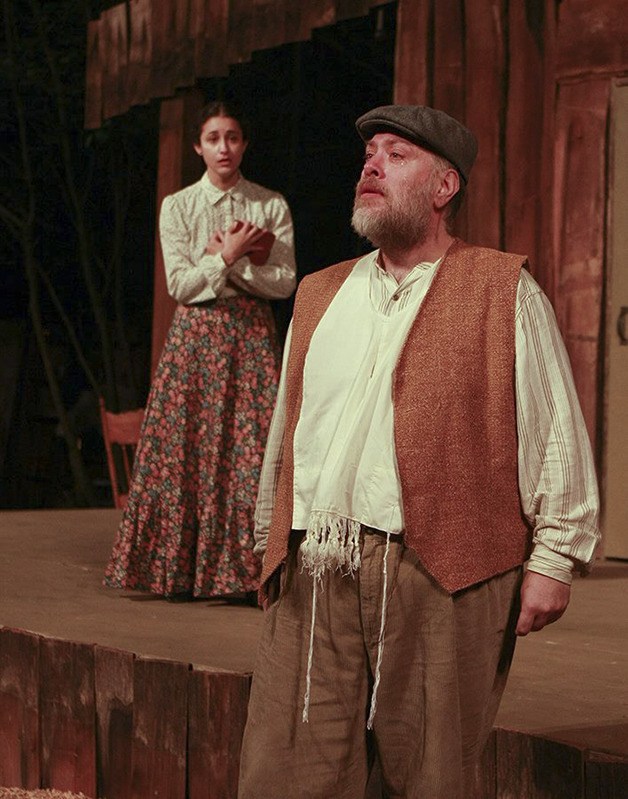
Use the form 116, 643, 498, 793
104, 295, 279, 598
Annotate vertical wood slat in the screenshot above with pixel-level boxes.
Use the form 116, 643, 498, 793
226, 0, 256, 65
187, 670, 252, 799
0, 628, 40, 789
127, 0, 153, 109
84, 20, 103, 130
95, 646, 134, 799
504, 0, 544, 270
432, 0, 467, 239
253, 0, 287, 53
432, 0, 465, 124
151, 0, 196, 99
336, 0, 379, 23
194, 0, 230, 78
552, 79, 610, 446
131, 658, 189, 799
556, 0, 628, 77
296, 0, 337, 40
495, 728, 584, 798
537, 0, 559, 300
39, 639, 97, 798
150, 89, 205, 377
393, 0, 430, 105
464, 0, 505, 250
585, 751, 628, 798
101, 4, 129, 121
472, 729, 497, 799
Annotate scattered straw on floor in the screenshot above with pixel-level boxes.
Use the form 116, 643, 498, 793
0, 790, 92, 799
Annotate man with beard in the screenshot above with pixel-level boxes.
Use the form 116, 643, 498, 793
237, 105, 600, 799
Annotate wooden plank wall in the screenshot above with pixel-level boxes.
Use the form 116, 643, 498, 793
393, 0, 628, 464
0, 627, 252, 799
84, 0, 385, 129
2, 627, 627, 797
549, 0, 628, 461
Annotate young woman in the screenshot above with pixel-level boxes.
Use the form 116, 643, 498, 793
104, 101, 296, 600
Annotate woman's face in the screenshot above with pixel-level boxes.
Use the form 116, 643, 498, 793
194, 115, 248, 189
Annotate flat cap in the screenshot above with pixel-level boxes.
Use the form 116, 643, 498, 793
356, 105, 478, 183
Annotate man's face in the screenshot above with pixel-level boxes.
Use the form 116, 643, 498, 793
352, 133, 439, 250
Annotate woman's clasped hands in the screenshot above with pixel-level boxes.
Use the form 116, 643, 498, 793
206, 219, 271, 266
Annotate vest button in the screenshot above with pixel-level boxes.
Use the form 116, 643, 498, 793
392, 294, 400, 301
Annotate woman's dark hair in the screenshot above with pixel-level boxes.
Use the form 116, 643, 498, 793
194, 101, 250, 143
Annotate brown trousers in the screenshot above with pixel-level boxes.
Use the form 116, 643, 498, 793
238, 532, 521, 799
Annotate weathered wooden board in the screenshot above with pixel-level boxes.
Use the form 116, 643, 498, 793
127, 0, 152, 109
464, 0, 505, 250
253, 0, 287, 53
297, 0, 337, 41
552, 78, 610, 447
504, 0, 544, 268
94, 646, 134, 799
495, 728, 584, 798
151, 0, 196, 98
193, 0, 230, 78
432, 0, 467, 238
472, 728, 497, 799
131, 657, 189, 799
101, 4, 129, 121
393, 0, 429, 105
84, 20, 103, 130
585, 751, 628, 799
557, 0, 628, 78
39, 638, 97, 797
0, 628, 40, 789
187, 670, 252, 799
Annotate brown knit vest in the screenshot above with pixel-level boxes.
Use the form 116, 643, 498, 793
260, 240, 532, 598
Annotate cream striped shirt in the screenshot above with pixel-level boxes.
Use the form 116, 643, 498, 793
254, 252, 601, 585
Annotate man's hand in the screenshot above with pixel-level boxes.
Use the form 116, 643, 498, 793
515, 571, 571, 636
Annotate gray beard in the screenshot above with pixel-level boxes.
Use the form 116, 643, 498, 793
351, 191, 431, 251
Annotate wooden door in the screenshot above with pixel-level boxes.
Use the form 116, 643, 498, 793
604, 81, 628, 558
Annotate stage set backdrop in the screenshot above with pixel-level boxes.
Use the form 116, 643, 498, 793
85, 0, 628, 559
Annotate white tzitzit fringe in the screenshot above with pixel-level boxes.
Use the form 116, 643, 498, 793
302, 575, 318, 723
366, 530, 391, 730
300, 511, 362, 723
300, 510, 362, 577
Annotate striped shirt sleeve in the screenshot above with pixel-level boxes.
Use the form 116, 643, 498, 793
515, 270, 601, 584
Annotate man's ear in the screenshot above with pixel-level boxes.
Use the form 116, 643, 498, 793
434, 168, 460, 210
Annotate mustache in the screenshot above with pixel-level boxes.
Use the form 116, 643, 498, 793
355, 177, 386, 197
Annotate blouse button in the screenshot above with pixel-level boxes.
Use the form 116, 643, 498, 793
392, 294, 400, 301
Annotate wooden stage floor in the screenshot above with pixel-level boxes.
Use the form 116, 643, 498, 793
1, 507, 628, 760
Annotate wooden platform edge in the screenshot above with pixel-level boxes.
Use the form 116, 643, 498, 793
2, 626, 626, 798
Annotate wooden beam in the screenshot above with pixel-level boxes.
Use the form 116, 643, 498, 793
151, 89, 205, 376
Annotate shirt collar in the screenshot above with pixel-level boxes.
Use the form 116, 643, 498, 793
372, 250, 442, 278
200, 172, 245, 205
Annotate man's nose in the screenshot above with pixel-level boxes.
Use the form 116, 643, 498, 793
363, 156, 382, 177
